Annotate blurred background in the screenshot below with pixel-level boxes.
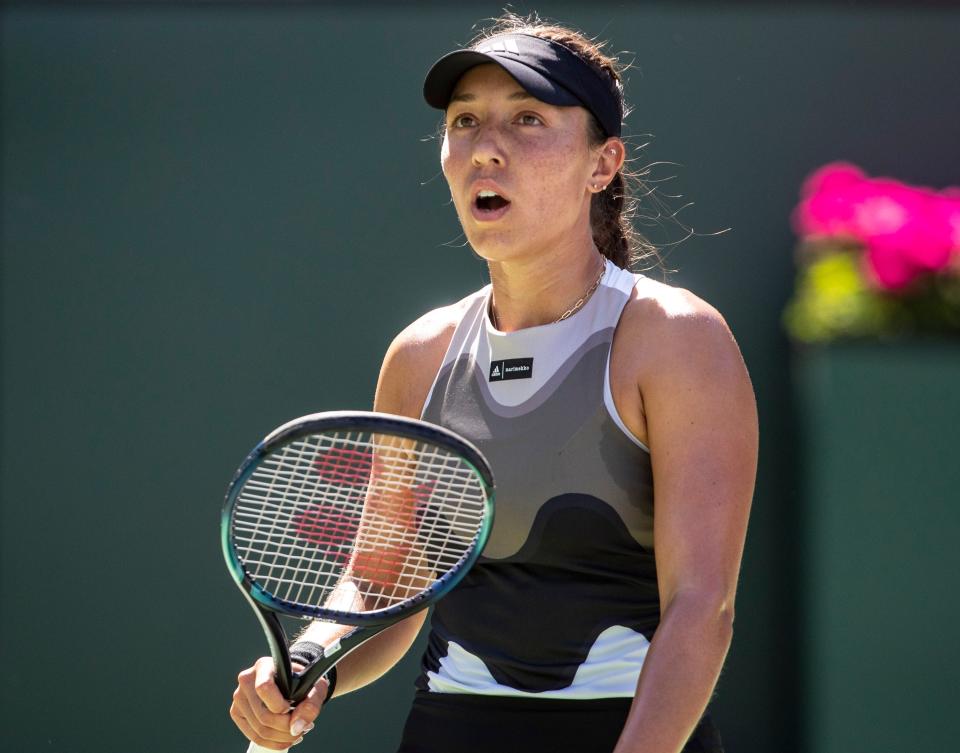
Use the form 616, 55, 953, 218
2, 2, 958, 751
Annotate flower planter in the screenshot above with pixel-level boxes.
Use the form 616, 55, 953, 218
794, 342, 960, 753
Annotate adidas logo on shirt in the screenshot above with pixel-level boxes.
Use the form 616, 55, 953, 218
489, 358, 534, 382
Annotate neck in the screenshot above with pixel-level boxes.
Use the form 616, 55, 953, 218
487, 244, 607, 332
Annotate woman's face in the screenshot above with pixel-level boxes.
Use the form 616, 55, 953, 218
441, 64, 602, 263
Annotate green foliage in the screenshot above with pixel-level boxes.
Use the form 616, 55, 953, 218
784, 246, 960, 343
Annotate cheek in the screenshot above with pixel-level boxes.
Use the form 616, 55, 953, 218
440, 136, 469, 199
441, 133, 472, 175
439, 140, 458, 204
524, 138, 589, 203
439, 136, 452, 179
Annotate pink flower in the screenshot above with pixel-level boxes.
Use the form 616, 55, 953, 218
860, 185, 956, 291
863, 242, 922, 290
791, 162, 868, 239
800, 161, 866, 196
794, 162, 960, 291
853, 180, 914, 238
865, 185, 952, 262
936, 189, 960, 251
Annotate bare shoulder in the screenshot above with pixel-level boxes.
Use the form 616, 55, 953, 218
626, 276, 728, 331
609, 275, 756, 450
611, 275, 755, 417
374, 293, 478, 419
619, 276, 744, 373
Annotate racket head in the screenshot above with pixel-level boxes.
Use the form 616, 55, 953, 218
221, 411, 494, 626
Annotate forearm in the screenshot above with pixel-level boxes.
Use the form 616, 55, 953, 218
295, 609, 428, 697
613, 594, 734, 753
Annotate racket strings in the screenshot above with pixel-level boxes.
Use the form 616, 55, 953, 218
231, 431, 487, 613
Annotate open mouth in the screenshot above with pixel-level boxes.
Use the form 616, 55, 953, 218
473, 189, 511, 220
476, 191, 509, 211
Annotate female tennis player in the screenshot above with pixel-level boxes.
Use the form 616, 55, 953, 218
230, 13, 758, 753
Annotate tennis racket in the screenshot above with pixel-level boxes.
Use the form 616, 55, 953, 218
221, 411, 495, 753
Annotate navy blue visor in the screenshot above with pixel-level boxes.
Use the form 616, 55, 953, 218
423, 33, 622, 138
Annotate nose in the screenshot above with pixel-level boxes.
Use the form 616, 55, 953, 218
471, 124, 506, 169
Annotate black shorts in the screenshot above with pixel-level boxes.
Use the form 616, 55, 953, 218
396, 692, 723, 753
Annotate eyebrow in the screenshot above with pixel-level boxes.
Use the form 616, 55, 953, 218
448, 90, 535, 105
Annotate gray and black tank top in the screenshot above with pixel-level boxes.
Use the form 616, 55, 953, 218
418, 259, 658, 699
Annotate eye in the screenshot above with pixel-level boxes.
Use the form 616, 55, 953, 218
517, 113, 544, 126
449, 113, 478, 129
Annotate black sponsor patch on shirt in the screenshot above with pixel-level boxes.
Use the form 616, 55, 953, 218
489, 358, 534, 382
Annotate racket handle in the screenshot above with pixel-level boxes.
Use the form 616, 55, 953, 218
247, 742, 288, 753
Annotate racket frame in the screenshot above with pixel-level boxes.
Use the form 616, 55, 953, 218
222, 411, 495, 702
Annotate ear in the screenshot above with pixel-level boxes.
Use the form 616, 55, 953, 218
589, 138, 626, 193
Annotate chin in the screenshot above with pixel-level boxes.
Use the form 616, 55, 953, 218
463, 227, 535, 264
467, 239, 525, 264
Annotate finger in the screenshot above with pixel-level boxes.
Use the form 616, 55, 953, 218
288, 677, 329, 736
230, 697, 302, 749
233, 683, 294, 737
237, 660, 290, 720
234, 669, 294, 737
234, 708, 303, 750
252, 657, 293, 715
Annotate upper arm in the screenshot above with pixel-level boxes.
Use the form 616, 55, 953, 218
635, 293, 758, 614
373, 304, 461, 419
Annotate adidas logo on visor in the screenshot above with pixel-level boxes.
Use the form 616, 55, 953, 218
477, 38, 521, 55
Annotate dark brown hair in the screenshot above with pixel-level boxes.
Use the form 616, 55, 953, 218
469, 12, 663, 272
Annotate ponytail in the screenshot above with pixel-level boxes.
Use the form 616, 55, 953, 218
586, 117, 661, 272
590, 172, 630, 269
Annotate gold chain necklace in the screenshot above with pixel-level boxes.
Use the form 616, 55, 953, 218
490, 257, 606, 330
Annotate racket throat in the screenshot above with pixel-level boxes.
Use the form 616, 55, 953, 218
289, 623, 384, 701
253, 606, 296, 700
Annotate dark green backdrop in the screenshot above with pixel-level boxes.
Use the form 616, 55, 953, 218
2, 3, 958, 752
795, 344, 960, 753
